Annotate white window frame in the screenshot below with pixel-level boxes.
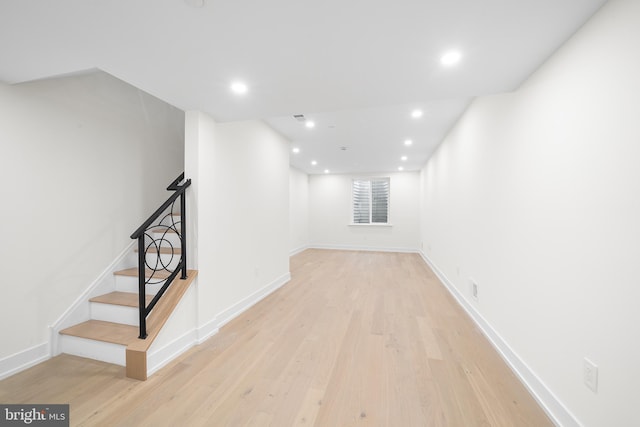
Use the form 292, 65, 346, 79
350, 177, 391, 226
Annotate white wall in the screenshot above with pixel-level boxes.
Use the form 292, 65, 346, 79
186, 113, 291, 334
0, 71, 184, 361
419, 1, 640, 425
289, 167, 309, 255
309, 172, 420, 252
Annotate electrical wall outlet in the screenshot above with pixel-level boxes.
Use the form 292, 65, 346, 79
583, 358, 598, 393
470, 279, 479, 301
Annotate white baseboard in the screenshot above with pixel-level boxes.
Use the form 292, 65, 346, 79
147, 329, 198, 377
146, 322, 221, 376
418, 251, 579, 427
197, 317, 219, 345
310, 244, 418, 253
50, 241, 136, 356
216, 272, 291, 329
0, 343, 49, 381
290, 245, 310, 256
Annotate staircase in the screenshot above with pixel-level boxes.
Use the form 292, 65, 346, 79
58, 174, 196, 380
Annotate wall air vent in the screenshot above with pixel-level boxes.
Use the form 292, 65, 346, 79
293, 114, 305, 122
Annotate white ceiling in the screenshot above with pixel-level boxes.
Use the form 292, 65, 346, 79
0, 0, 607, 174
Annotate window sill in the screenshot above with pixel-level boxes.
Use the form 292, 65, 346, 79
348, 223, 393, 227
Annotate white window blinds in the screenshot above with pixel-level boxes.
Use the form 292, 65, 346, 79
352, 178, 389, 224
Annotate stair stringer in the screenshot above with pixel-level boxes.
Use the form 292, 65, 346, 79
125, 271, 198, 380
146, 280, 199, 377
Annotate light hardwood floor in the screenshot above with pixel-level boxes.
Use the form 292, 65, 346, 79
0, 250, 553, 426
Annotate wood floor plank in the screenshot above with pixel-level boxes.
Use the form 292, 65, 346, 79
0, 250, 553, 426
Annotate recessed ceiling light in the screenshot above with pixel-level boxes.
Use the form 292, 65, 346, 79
411, 109, 423, 119
311, 160, 317, 166
292, 147, 300, 154
324, 169, 330, 174
404, 139, 413, 146
230, 81, 248, 95
401, 156, 407, 161
398, 166, 404, 171
441, 50, 462, 66
305, 121, 315, 129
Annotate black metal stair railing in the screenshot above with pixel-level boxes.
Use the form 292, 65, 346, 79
130, 173, 191, 339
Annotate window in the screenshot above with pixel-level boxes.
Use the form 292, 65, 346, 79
352, 178, 389, 224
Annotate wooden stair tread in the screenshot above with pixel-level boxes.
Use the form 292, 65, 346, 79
114, 268, 173, 280
134, 246, 182, 254
59, 320, 138, 345
90, 292, 153, 307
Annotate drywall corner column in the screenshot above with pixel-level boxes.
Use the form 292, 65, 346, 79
184, 111, 203, 271
185, 113, 292, 341
184, 111, 217, 336
206, 120, 290, 321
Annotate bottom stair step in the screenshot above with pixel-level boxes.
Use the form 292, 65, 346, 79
59, 320, 138, 345
58, 335, 127, 366
59, 320, 139, 366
